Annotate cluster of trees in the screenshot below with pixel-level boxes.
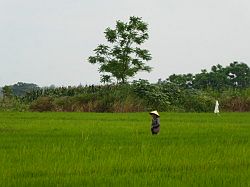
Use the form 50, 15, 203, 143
1, 82, 38, 98
1, 16, 249, 112
167, 62, 250, 90
0, 61, 249, 112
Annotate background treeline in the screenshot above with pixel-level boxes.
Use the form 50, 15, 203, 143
0, 62, 249, 112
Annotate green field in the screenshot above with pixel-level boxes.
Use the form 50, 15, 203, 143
0, 112, 249, 187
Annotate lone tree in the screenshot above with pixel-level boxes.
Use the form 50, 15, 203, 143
88, 16, 152, 84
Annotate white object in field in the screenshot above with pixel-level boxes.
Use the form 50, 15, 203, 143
214, 100, 219, 114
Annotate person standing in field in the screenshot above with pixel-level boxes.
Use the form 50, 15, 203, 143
149, 111, 160, 135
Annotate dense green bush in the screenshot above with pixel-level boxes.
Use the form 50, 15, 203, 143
0, 97, 28, 112
2, 62, 249, 112
2, 82, 249, 113
219, 88, 250, 112
53, 97, 74, 112
0, 77, 250, 112
25, 85, 145, 112
29, 97, 55, 112
180, 90, 215, 112
132, 79, 170, 111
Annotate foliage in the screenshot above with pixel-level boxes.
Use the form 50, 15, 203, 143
219, 88, 250, 112
24, 84, 145, 112
2, 86, 13, 99
88, 16, 152, 83
12, 82, 39, 97
0, 97, 28, 112
1, 83, 250, 113
179, 90, 215, 112
195, 62, 250, 90
166, 62, 250, 90
29, 97, 55, 112
53, 96, 75, 112
1, 62, 250, 112
132, 79, 170, 111
226, 61, 250, 88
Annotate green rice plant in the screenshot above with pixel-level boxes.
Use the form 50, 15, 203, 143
0, 112, 249, 187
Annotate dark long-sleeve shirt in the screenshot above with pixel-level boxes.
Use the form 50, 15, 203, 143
151, 118, 160, 128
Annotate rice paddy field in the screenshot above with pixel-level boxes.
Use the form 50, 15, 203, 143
0, 112, 249, 187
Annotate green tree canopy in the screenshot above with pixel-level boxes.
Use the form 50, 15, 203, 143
2, 86, 13, 99
166, 62, 250, 90
88, 16, 152, 84
12, 82, 39, 97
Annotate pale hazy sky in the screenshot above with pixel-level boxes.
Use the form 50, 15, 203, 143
1, 0, 250, 87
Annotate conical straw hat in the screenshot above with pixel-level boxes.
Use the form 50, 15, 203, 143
149, 110, 160, 117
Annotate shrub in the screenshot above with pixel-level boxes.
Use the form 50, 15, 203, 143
29, 97, 55, 112
53, 97, 74, 112
0, 97, 28, 112
219, 88, 250, 112
132, 79, 170, 111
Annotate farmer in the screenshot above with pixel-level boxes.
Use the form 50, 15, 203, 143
149, 111, 160, 135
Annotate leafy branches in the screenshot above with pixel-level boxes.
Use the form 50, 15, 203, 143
88, 16, 152, 84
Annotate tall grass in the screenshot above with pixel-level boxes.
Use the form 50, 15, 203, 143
0, 112, 249, 186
